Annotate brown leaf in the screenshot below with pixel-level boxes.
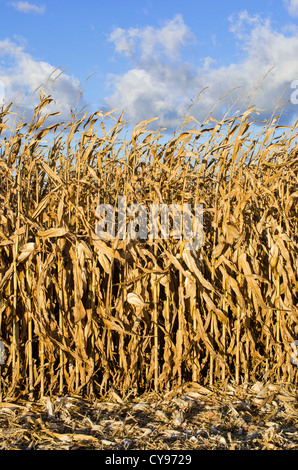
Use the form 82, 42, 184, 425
73, 300, 86, 323
37, 227, 68, 238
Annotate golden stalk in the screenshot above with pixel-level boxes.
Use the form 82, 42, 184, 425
221, 277, 227, 383
12, 163, 21, 391
276, 269, 281, 381
164, 276, 171, 390
152, 268, 159, 391
57, 252, 64, 394
40, 339, 45, 398
0, 89, 296, 398
209, 263, 215, 387
191, 281, 199, 383
236, 268, 241, 385
26, 259, 34, 399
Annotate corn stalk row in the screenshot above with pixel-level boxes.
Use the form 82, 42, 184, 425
0, 95, 297, 399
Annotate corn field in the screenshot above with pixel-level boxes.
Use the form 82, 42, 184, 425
0, 93, 297, 400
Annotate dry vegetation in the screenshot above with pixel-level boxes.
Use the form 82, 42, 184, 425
1, 382, 298, 450
0, 91, 297, 404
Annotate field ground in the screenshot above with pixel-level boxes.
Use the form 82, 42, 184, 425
1, 97, 298, 436
0, 381, 298, 450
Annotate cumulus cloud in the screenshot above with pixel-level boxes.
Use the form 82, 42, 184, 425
0, 38, 83, 123
283, 0, 298, 17
109, 14, 194, 62
104, 12, 298, 130
9, 1, 46, 15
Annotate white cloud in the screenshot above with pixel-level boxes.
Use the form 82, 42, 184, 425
109, 14, 195, 62
0, 38, 83, 123
283, 0, 298, 17
9, 1, 45, 15
104, 13, 298, 129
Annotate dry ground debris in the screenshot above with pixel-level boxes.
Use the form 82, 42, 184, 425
0, 381, 298, 450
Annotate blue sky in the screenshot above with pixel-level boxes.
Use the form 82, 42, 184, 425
1, 0, 298, 132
